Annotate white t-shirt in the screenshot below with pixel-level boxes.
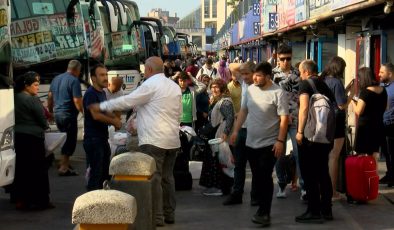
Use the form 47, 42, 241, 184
242, 83, 289, 149
100, 73, 182, 149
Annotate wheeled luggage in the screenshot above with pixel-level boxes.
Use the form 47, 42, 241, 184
174, 130, 193, 191
345, 155, 379, 202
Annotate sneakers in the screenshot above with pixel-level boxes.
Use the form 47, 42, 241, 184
252, 208, 271, 227
252, 214, 271, 227
295, 211, 324, 224
276, 188, 287, 198
203, 187, 223, 196
156, 219, 165, 227
322, 210, 334, 221
164, 217, 175, 224
223, 194, 242, 205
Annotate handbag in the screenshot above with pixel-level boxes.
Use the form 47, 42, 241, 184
198, 123, 219, 139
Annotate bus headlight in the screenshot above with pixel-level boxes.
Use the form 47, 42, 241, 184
0, 126, 14, 151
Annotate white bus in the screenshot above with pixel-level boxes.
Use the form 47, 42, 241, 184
0, 0, 16, 187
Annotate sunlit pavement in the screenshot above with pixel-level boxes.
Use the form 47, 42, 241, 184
1, 141, 394, 230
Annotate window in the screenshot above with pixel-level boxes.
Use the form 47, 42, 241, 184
212, 0, 217, 18
204, 0, 210, 18
192, 36, 202, 47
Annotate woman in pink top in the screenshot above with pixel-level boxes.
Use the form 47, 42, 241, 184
218, 60, 232, 83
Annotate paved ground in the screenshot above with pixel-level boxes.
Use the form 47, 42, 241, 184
1, 141, 394, 230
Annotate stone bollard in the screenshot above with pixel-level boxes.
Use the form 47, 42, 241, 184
72, 189, 137, 230
109, 152, 156, 230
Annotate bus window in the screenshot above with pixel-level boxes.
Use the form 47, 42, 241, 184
13, 0, 31, 18
32, 2, 55, 15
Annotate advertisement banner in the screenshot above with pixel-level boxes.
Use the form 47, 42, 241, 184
261, 0, 278, 33
285, 0, 296, 26
331, 0, 367, 10
277, 0, 286, 29
309, 0, 332, 19
0, 0, 9, 49
295, 0, 307, 23
277, 0, 296, 29
11, 13, 85, 67
240, 8, 262, 42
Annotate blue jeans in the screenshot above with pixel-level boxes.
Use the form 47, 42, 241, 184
55, 114, 78, 156
275, 127, 304, 190
232, 128, 257, 200
83, 137, 111, 191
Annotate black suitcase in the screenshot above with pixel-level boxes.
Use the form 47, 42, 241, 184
174, 170, 193, 191
173, 131, 193, 191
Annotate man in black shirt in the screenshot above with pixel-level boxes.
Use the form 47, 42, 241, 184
83, 64, 121, 191
295, 60, 334, 223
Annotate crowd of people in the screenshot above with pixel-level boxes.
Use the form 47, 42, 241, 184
8, 47, 394, 228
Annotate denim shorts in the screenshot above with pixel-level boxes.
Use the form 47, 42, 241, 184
55, 114, 78, 156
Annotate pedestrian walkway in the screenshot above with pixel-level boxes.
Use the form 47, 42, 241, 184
161, 167, 394, 230
0, 142, 394, 229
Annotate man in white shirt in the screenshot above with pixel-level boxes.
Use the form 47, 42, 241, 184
90, 56, 182, 226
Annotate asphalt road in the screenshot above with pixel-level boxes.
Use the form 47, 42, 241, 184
1, 141, 394, 230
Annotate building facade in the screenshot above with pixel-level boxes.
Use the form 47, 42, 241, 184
214, 0, 394, 133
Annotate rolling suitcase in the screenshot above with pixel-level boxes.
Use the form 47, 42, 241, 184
174, 130, 193, 191
345, 155, 379, 202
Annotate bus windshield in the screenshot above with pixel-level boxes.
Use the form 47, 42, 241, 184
10, 0, 86, 70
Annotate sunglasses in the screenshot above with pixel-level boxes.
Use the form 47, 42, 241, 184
279, 57, 292, 62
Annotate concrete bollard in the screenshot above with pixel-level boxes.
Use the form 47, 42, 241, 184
109, 152, 156, 230
72, 189, 137, 230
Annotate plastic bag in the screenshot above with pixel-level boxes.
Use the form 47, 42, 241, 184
218, 141, 235, 178
125, 112, 137, 135
45, 132, 66, 156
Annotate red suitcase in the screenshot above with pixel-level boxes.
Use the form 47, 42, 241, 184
345, 155, 379, 202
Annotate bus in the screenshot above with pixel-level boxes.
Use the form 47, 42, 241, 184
137, 16, 168, 61
10, 0, 143, 138
176, 32, 193, 59
0, 0, 16, 187
163, 25, 181, 60
93, 0, 142, 93
10, 0, 142, 97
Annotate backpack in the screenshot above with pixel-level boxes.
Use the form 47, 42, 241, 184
200, 67, 217, 78
304, 79, 336, 144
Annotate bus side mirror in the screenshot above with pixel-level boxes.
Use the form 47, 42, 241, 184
88, 0, 97, 30
101, 0, 119, 33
